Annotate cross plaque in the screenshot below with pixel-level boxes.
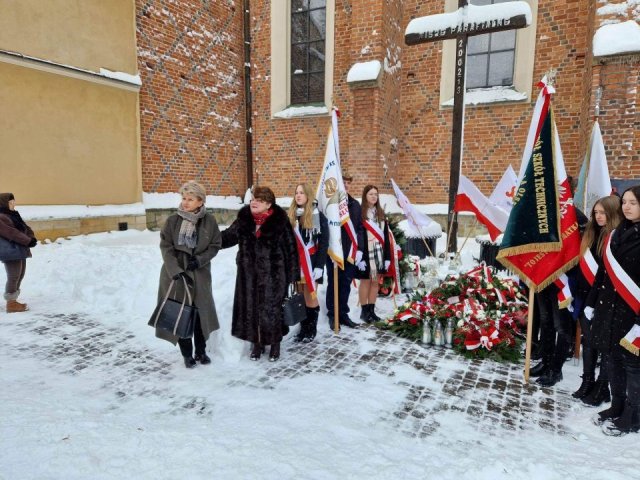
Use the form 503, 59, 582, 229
405, 0, 531, 251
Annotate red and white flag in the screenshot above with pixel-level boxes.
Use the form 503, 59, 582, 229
489, 165, 518, 213
454, 175, 509, 242
316, 108, 353, 269
553, 273, 573, 310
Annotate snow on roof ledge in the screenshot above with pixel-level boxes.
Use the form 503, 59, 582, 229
593, 21, 640, 57
405, 2, 532, 37
346, 60, 382, 83
273, 105, 329, 119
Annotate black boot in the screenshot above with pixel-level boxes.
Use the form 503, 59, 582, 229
360, 304, 371, 323
303, 306, 319, 343
529, 360, 549, 377
294, 320, 309, 342
592, 396, 625, 426
339, 315, 359, 328
194, 352, 211, 365
572, 373, 595, 399
269, 342, 280, 362
602, 402, 640, 436
183, 356, 196, 368
368, 304, 381, 322
536, 369, 563, 387
582, 376, 611, 407
250, 343, 264, 361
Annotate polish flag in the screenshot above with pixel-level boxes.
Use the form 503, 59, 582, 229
489, 165, 518, 213
454, 175, 509, 242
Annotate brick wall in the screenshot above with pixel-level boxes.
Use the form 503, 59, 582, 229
136, 0, 247, 196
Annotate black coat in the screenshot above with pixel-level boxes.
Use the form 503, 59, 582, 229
587, 220, 640, 359
221, 205, 299, 345
355, 217, 391, 280
296, 209, 329, 281
343, 195, 364, 260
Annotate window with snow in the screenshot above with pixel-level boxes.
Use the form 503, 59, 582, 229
290, 0, 326, 105
466, 0, 517, 89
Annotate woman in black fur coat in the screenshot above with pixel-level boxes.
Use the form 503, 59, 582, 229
221, 187, 299, 361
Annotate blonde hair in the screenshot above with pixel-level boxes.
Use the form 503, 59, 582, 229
580, 195, 622, 256
288, 183, 314, 229
179, 181, 206, 202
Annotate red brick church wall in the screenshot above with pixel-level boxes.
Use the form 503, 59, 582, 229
135, 0, 247, 196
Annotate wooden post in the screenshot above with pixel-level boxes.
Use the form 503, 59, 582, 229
574, 321, 582, 360
333, 264, 340, 334
405, 1, 530, 253
524, 288, 535, 383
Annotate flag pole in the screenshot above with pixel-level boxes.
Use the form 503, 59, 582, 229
524, 288, 535, 383
445, 211, 456, 256
453, 217, 478, 263
574, 322, 582, 360
333, 264, 340, 334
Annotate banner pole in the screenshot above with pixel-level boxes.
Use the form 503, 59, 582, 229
524, 288, 535, 383
574, 321, 581, 361
334, 264, 340, 334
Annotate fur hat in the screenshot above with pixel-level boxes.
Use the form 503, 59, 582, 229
0, 193, 14, 210
179, 181, 206, 202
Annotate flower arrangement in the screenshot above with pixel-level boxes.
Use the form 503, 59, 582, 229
375, 264, 528, 363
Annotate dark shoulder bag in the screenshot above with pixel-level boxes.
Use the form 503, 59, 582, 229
148, 276, 197, 338
282, 283, 306, 327
0, 237, 29, 262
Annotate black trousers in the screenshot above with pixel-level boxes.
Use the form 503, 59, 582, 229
536, 286, 572, 372
325, 259, 355, 321
178, 316, 205, 357
579, 313, 600, 377
609, 347, 640, 407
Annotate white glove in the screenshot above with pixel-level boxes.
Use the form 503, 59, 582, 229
313, 267, 323, 280
356, 260, 367, 271
583, 306, 594, 321
384, 260, 391, 271
355, 250, 363, 263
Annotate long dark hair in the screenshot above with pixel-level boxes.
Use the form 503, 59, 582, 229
580, 196, 622, 256
360, 185, 385, 223
621, 185, 640, 222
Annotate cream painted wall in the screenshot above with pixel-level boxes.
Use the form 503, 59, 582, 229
0, 62, 141, 205
0, 0, 137, 74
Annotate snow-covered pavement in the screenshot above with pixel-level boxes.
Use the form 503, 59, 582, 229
0, 230, 636, 480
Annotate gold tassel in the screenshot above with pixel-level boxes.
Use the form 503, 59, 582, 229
620, 338, 640, 356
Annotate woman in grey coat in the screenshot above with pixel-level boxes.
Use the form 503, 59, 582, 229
156, 181, 222, 368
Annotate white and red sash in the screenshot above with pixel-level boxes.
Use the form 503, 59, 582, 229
579, 248, 598, 286
603, 231, 640, 315
343, 219, 358, 263
553, 273, 573, 311
363, 219, 385, 246
294, 224, 317, 298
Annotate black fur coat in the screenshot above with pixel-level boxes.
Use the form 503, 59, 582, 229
221, 205, 299, 345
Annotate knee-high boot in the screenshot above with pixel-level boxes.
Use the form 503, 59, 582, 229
303, 306, 320, 343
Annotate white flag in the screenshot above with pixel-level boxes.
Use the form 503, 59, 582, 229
489, 165, 517, 213
581, 121, 612, 215
390, 179, 434, 237
316, 110, 351, 270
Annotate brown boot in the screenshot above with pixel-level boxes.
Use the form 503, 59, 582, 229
6, 300, 28, 313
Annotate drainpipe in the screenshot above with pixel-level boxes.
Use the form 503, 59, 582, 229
242, 0, 254, 189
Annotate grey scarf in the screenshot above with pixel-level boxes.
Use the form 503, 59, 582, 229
177, 206, 206, 248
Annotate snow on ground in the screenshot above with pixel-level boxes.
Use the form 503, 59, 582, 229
0, 231, 637, 480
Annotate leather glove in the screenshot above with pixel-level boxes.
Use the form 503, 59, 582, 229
313, 267, 323, 280
172, 271, 193, 287
356, 260, 367, 271
28, 238, 37, 248
186, 256, 199, 271
384, 260, 391, 271
355, 251, 363, 263
583, 306, 594, 321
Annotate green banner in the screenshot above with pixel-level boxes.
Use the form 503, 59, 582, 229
499, 110, 561, 256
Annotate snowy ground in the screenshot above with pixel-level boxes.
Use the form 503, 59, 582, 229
0, 230, 637, 480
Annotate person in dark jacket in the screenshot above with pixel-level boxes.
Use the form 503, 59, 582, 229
572, 196, 622, 403
156, 181, 222, 368
325, 172, 364, 329
585, 185, 640, 435
356, 185, 391, 323
288, 183, 328, 343
0, 193, 37, 313
221, 186, 299, 361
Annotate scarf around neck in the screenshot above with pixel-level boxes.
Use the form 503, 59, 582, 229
0, 207, 28, 233
177, 205, 206, 248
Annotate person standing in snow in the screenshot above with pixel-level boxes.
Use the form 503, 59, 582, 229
0, 193, 37, 313
287, 183, 328, 343
221, 186, 299, 361
586, 186, 640, 436
356, 185, 391, 324
571, 196, 622, 404
156, 181, 222, 369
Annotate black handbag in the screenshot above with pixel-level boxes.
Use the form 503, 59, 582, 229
148, 277, 197, 338
0, 236, 29, 262
282, 284, 306, 327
